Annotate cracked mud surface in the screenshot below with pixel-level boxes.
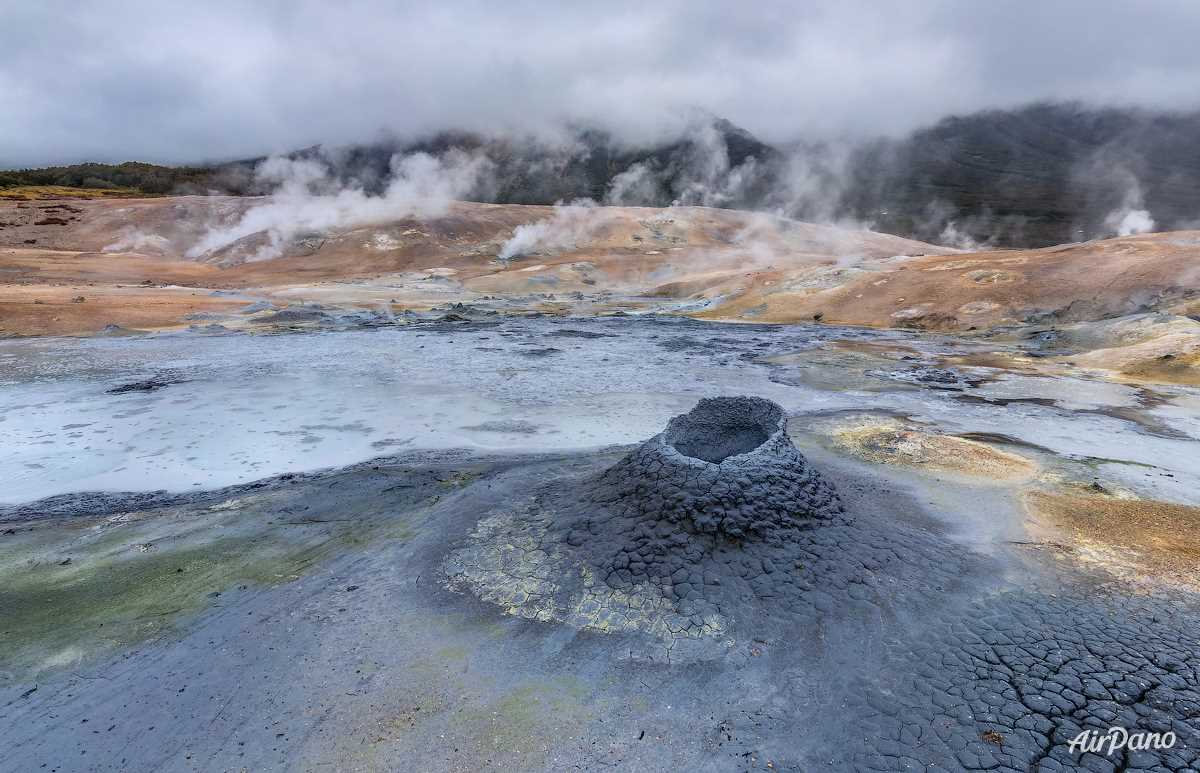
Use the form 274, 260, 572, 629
843, 591, 1200, 772
438, 418, 1200, 771
3, 444, 1200, 771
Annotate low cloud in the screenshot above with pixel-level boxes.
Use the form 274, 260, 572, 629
6, 2, 1200, 166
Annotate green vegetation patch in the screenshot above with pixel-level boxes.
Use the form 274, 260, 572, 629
0, 161, 225, 197
0, 493, 417, 679
0, 185, 147, 201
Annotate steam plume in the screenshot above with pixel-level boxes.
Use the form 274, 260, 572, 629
497, 199, 617, 263
186, 150, 493, 262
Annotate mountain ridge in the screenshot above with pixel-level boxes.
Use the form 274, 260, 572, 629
5, 102, 1199, 248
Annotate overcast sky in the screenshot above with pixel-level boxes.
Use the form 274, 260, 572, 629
3, 0, 1200, 167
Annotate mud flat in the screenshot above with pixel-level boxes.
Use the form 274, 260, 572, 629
3, 317, 1200, 770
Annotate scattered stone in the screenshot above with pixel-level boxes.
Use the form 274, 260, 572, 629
876, 365, 979, 390
546, 328, 615, 339
253, 306, 330, 324
188, 323, 230, 334
105, 375, 186, 394
461, 420, 541, 434
370, 437, 413, 450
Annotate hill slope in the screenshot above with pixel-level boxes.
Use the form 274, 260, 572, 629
2, 195, 1198, 342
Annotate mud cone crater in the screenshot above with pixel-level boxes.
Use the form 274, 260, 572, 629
447, 396, 861, 640
567, 396, 843, 609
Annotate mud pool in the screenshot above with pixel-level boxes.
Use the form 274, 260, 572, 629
3, 317, 1198, 506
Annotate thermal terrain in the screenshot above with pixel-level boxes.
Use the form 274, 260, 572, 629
2, 194, 1200, 771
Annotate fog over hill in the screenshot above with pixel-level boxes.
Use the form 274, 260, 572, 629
303, 103, 1200, 247
8, 103, 1199, 248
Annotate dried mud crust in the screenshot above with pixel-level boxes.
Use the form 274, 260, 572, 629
827, 591, 1200, 772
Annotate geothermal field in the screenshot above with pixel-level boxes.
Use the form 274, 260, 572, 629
2, 194, 1200, 772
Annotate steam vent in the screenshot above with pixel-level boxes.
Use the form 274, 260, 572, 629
446, 396, 846, 640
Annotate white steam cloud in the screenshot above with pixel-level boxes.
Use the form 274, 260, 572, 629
937, 221, 982, 251
1106, 208, 1156, 237
103, 228, 172, 254
1075, 149, 1158, 239
770, 143, 863, 226
670, 123, 759, 208
186, 149, 493, 262
601, 122, 872, 236
1103, 176, 1156, 237
497, 199, 617, 263
604, 163, 660, 206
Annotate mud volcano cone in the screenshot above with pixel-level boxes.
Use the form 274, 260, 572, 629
572, 396, 842, 609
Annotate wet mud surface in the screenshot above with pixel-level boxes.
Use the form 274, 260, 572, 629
4, 316, 1200, 505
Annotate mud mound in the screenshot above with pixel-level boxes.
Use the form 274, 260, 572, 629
824, 416, 1037, 481
581, 396, 839, 538
444, 400, 971, 644
562, 397, 842, 617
